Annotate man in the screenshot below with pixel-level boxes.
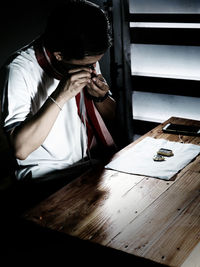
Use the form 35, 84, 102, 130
1, 0, 116, 185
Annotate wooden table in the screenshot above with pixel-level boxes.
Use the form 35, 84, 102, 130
23, 117, 200, 266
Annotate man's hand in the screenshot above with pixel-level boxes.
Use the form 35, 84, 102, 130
86, 73, 109, 98
56, 67, 92, 102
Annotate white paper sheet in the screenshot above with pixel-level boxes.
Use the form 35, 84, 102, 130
105, 137, 200, 180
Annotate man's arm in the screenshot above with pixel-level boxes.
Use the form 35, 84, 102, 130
10, 68, 92, 160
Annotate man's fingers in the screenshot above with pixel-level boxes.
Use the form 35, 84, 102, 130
92, 77, 108, 91
68, 67, 92, 74
87, 80, 108, 97
69, 70, 92, 82
95, 74, 105, 82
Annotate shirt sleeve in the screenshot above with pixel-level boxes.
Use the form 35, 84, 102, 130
95, 61, 101, 75
2, 62, 32, 132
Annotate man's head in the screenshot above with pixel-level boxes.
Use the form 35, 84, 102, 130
43, 0, 112, 61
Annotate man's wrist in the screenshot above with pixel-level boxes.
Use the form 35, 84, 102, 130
85, 90, 109, 102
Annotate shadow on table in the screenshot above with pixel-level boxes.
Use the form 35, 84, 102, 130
1, 217, 168, 266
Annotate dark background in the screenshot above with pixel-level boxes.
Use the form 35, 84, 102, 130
0, 0, 111, 83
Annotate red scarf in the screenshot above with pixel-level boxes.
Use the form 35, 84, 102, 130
33, 38, 116, 155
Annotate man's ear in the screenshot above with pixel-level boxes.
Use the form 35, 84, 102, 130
53, 52, 63, 61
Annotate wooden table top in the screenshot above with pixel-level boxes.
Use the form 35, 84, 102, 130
23, 117, 200, 267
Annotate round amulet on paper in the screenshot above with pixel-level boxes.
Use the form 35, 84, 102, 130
153, 154, 165, 161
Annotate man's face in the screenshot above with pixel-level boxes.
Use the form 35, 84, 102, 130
54, 53, 104, 74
